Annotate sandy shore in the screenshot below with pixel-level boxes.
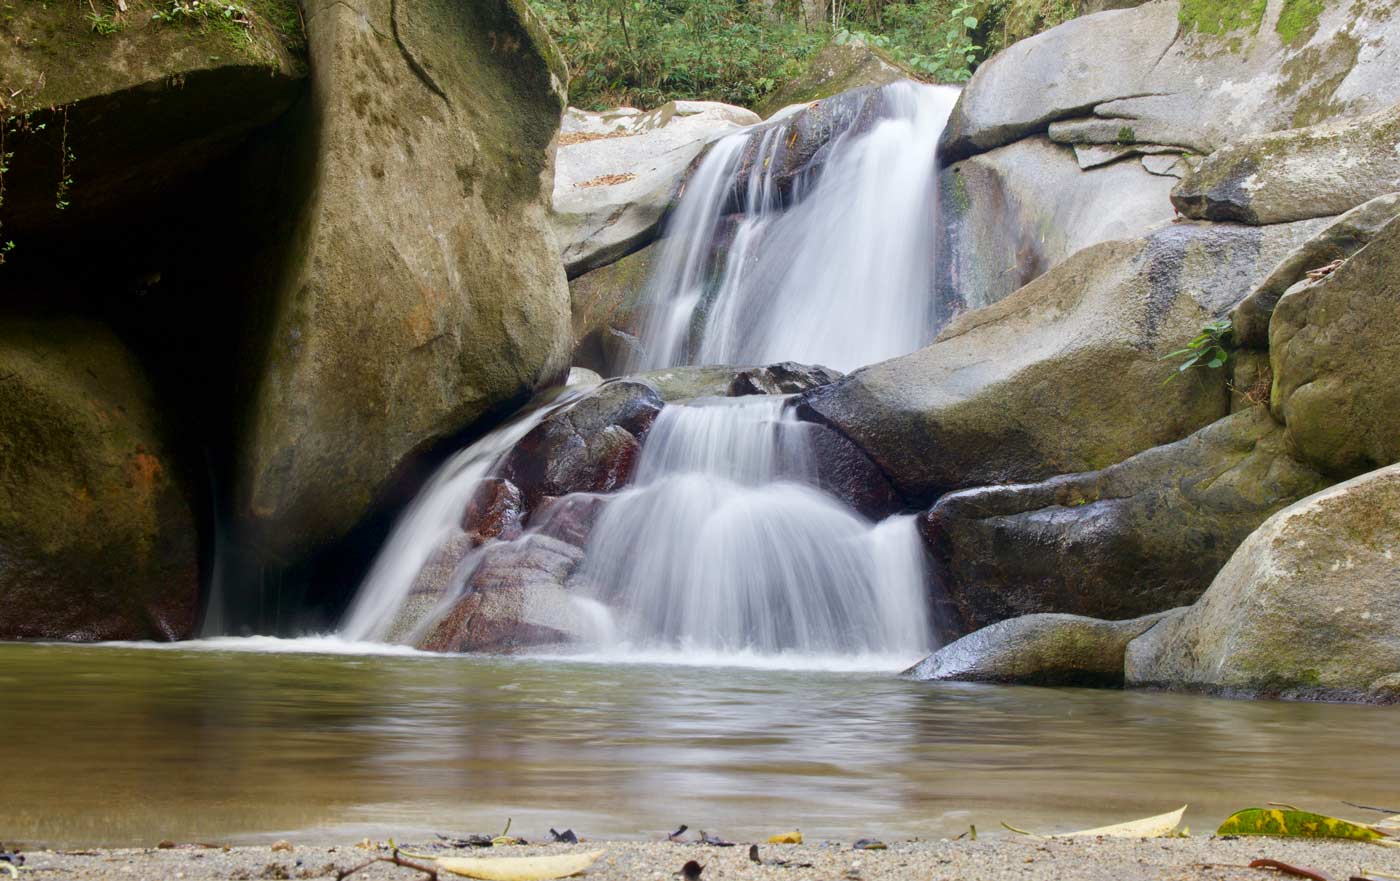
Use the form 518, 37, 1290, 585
13, 835, 1398, 881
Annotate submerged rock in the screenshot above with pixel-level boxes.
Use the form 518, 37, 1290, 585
1126, 464, 1400, 703
1173, 103, 1400, 225
1230, 193, 1400, 347
921, 407, 1329, 634
905, 612, 1171, 687
502, 380, 665, 510
798, 220, 1323, 506
554, 101, 760, 278
238, 0, 573, 561
939, 0, 1400, 163
0, 317, 198, 641
1271, 215, 1400, 477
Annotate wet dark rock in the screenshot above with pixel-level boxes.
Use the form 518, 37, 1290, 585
728, 362, 843, 396
462, 479, 525, 547
417, 536, 589, 653
920, 407, 1329, 635
502, 380, 664, 510
801, 423, 902, 520
904, 611, 1172, 687
531, 494, 610, 548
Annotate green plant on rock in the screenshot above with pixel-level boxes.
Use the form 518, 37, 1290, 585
1162, 318, 1233, 382
87, 9, 123, 34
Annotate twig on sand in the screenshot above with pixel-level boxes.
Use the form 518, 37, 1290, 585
336, 849, 439, 881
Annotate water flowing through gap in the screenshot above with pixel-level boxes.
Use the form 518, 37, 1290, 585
336, 82, 962, 665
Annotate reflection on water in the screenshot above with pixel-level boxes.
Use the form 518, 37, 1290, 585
1, 641, 1395, 848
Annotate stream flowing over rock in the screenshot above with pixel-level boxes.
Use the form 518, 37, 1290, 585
1270, 214, 1400, 477
237, 0, 573, 562
0, 318, 198, 641
1126, 464, 1400, 703
798, 219, 1323, 506
920, 407, 1329, 635
553, 101, 760, 278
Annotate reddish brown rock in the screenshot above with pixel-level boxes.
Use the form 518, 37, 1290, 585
462, 478, 525, 547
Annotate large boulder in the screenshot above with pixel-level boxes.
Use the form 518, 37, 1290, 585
0, 0, 305, 236
939, 0, 1400, 164
798, 219, 1324, 505
1126, 464, 1400, 703
634, 362, 842, 401
905, 612, 1170, 687
501, 380, 665, 511
939, 136, 1176, 311
921, 407, 1329, 634
238, 0, 573, 562
0, 317, 198, 641
754, 40, 915, 120
553, 101, 759, 278
1230, 192, 1400, 347
1270, 215, 1400, 477
1172, 103, 1400, 225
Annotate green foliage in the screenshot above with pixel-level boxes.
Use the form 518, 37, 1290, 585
87, 9, 123, 34
1115, 125, 1135, 144
1162, 318, 1233, 382
835, 0, 981, 82
1275, 0, 1322, 44
528, 0, 1005, 110
1178, 0, 1267, 36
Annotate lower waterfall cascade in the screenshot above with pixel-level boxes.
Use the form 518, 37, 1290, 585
339, 81, 963, 663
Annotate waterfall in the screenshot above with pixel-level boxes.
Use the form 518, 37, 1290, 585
573, 397, 930, 654
633, 82, 961, 373
338, 81, 958, 664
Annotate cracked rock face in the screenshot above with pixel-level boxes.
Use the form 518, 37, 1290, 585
938, 0, 1400, 164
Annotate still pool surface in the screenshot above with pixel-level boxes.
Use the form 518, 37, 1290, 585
2, 639, 1396, 848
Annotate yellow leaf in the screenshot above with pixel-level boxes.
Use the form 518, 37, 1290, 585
767, 831, 803, 844
436, 850, 607, 881
1218, 809, 1388, 842
1060, 806, 1188, 839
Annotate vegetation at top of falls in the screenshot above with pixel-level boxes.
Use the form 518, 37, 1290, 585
528, 0, 1009, 110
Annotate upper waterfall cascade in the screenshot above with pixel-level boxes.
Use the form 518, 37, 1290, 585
340, 82, 960, 662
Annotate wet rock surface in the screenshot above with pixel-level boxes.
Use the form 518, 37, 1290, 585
905, 612, 1171, 687
920, 407, 1329, 634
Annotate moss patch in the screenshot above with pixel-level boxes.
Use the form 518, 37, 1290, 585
1177, 0, 1266, 36
1275, 0, 1324, 44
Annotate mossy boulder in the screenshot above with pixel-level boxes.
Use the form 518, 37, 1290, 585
239, 0, 573, 562
939, 0, 1400, 164
632, 362, 842, 401
754, 39, 915, 120
904, 612, 1170, 687
921, 407, 1329, 635
1230, 192, 1400, 347
798, 219, 1323, 506
1172, 102, 1400, 225
1126, 463, 1400, 703
1270, 215, 1400, 477
570, 241, 658, 375
0, 317, 198, 641
0, 0, 305, 236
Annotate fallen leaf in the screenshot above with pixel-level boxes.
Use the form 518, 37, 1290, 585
436, 849, 607, 881
271, 840, 293, 853
852, 840, 887, 851
1249, 858, 1334, 881
1063, 806, 1188, 838
698, 832, 734, 847
767, 831, 802, 844
1219, 809, 1388, 842
666, 825, 688, 842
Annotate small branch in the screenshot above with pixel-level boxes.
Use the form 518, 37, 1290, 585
336, 850, 438, 881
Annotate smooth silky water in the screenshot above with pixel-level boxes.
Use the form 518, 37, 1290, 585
3, 641, 1397, 848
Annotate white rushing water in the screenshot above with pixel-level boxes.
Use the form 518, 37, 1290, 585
634, 82, 960, 373
573, 396, 930, 655
338, 81, 957, 663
